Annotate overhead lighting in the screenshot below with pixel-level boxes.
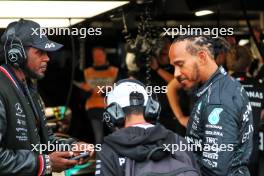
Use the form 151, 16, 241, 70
195, 10, 214, 17
0, 1, 129, 28
0, 19, 86, 28
0, 1, 129, 18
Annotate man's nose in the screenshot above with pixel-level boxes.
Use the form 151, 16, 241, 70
42, 53, 50, 62
174, 68, 181, 78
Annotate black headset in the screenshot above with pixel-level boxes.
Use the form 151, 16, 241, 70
103, 79, 161, 128
4, 20, 27, 68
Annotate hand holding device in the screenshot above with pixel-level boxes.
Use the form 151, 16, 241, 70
70, 152, 90, 160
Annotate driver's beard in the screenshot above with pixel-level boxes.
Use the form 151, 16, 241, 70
192, 62, 200, 83
22, 64, 44, 80
184, 62, 200, 91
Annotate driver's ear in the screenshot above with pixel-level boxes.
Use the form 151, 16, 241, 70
197, 50, 208, 65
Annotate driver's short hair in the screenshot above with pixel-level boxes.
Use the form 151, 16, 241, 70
173, 35, 230, 59
123, 105, 144, 117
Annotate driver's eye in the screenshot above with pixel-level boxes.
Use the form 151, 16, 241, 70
36, 50, 45, 55
178, 62, 184, 67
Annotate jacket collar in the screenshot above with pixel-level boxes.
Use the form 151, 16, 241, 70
0, 64, 37, 95
0, 64, 21, 90
196, 66, 227, 98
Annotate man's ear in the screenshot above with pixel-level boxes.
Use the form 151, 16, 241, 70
197, 50, 208, 65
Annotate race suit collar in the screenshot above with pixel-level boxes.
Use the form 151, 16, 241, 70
196, 66, 227, 98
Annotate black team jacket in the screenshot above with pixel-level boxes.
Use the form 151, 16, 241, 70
0, 64, 75, 176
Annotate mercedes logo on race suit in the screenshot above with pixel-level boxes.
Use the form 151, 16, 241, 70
15, 103, 23, 114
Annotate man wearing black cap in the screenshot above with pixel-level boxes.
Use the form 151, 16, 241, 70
0, 19, 93, 176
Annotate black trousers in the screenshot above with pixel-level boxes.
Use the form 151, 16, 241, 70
85, 108, 105, 144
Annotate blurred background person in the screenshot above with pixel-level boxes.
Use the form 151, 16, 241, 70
77, 47, 119, 144
149, 39, 187, 136
249, 27, 264, 80
228, 45, 264, 176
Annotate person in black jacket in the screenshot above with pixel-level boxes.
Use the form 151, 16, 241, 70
0, 19, 93, 176
169, 36, 254, 176
95, 79, 199, 176
228, 45, 264, 176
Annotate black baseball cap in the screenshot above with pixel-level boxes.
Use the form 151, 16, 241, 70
1, 19, 63, 51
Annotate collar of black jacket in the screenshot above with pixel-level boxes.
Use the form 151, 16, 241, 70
0, 64, 37, 96
196, 66, 227, 98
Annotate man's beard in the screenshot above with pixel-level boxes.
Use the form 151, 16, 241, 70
191, 62, 200, 83
177, 62, 200, 90
22, 65, 44, 80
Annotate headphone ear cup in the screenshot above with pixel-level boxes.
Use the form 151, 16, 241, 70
8, 48, 22, 68
144, 97, 161, 122
103, 103, 125, 128
7, 40, 26, 68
